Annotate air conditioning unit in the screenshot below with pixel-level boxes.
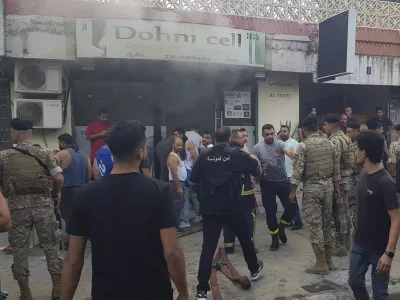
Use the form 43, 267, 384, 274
14, 99, 63, 129
14, 62, 62, 94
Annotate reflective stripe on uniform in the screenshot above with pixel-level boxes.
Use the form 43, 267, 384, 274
269, 228, 279, 235
251, 209, 256, 241
280, 219, 291, 226
224, 242, 235, 248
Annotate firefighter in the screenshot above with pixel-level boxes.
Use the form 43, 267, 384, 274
223, 129, 256, 254
190, 127, 264, 300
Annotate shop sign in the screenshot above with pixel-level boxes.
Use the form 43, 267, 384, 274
224, 91, 251, 119
76, 18, 265, 67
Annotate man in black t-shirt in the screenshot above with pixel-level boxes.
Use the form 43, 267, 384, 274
190, 127, 264, 300
366, 106, 393, 142
349, 130, 400, 300
61, 121, 189, 300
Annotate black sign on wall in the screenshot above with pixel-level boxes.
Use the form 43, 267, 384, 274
0, 80, 12, 150
317, 9, 357, 82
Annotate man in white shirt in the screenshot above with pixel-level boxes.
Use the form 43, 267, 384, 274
181, 127, 203, 226
202, 131, 214, 149
279, 125, 303, 230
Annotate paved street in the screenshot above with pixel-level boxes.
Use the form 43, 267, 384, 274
1, 194, 400, 299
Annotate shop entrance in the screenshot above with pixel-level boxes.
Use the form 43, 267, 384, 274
72, 60, 259, 175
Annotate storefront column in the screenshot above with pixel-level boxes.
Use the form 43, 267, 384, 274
257, 72, 299, 140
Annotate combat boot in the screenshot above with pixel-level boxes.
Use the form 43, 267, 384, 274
270, 233, 279, 251
51, 275, 61, 300
278, 222, 288, 244
325, 248, 338, 271
306, 252, 329, 275
333, 234, 348, 257
18, 280, 32, 300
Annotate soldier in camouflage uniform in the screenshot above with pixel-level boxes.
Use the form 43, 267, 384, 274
388, 124, 400, 177
324, 114, 355, 257
290, 116, 340, 274
0, 119, 64, 300
345, 122, 361, 231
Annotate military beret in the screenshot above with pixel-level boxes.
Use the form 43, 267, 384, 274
394, 124, 400, 131
11, 118, 33, 130
302, 116, 318, 128
325, 114, 340, 124
347, 122, 360, 130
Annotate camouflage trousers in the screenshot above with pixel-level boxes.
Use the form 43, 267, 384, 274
349, 173, 359, 231
302, 181, 333, 254
9, 206, 63, 282
333, 177, 353, 246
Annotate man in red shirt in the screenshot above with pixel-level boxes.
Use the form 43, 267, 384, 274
86, 109, 114, 163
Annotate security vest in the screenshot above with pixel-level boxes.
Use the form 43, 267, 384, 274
303, 134, 334, 181
201, 145, 237, 196
230, 142, 253, 196
2, 146, 52, 197
329, 131, 355, 177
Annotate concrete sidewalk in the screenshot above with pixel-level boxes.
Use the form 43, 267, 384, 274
1, 214, 400, 299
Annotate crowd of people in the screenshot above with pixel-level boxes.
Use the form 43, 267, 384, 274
0, 104, 398, 300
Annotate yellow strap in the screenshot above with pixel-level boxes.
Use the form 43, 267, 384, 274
280, 219, 291, 226
241, 189, 254, 196
269, 228, 279, 235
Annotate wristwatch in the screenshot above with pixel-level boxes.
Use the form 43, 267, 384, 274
385, 250, 395, 258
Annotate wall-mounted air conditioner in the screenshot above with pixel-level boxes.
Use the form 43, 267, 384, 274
14, 61, 62, 94
14, 99, 63, 129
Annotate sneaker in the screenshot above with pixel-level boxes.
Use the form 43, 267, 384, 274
180, 221, 190, 228
250, 260, 264, 281
196, 289, 207, 300
235, 238, 241, 247
193, 216, 203, 224
291, 222, 303, 231
3, 245, 15, 254
176, 227, 185, 233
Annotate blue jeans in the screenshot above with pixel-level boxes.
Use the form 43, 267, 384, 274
181, 186, 200, 223
348, 243, 389, 300
170, 181, 186, 228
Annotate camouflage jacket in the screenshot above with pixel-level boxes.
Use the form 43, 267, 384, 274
329, 131, 355, 179
0, 143, 62, 210
352, 141, 363, 174
388, 141, 400, 164
291, 133, 340, 189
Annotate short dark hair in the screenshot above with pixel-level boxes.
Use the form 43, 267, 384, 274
58, 133, 74, 145
106, 120, 146, 162
347, 122, 360, 130
232, 129, 241, 139
369, 122, 383, 131
341, 113, 348, 117
394, 124, 400, 131
355, 130, 384, 164
203, 130, 212, 136
239, 128, 247, 133
216, 127, 232, 143
280, 125, 290, 131
262, 124, 274, 132
344, 104, 352, 109
325, 114, 340, 124
99, 109, 108, 115
376, 106, 384, 112
173, 127, 185, 135
302, 116, 318, 131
